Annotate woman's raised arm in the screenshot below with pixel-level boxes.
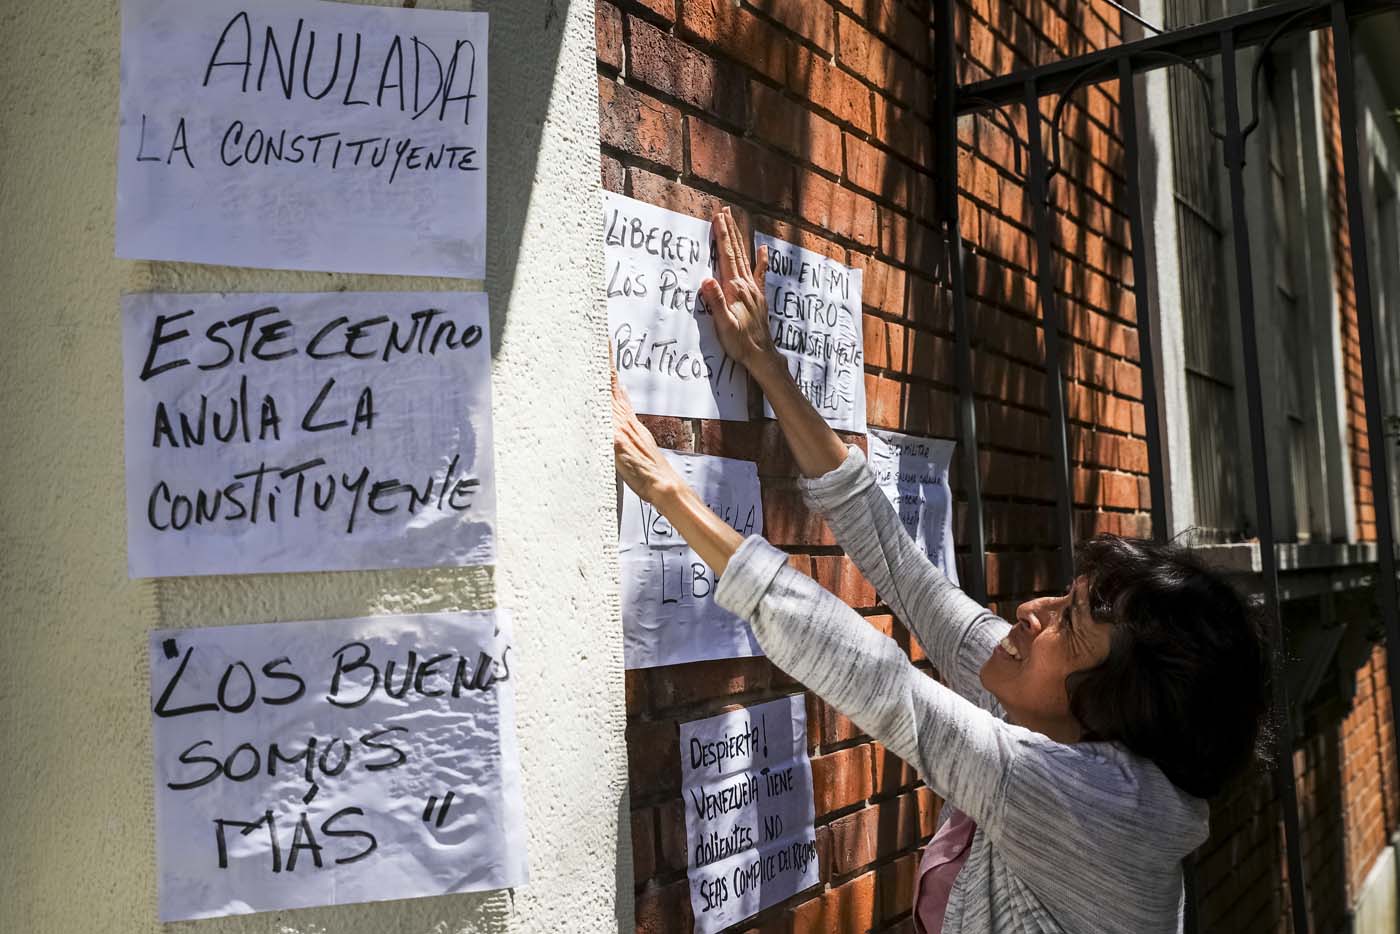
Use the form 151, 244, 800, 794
702, 207, 848, 479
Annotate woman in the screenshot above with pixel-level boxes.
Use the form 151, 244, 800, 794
613, 206, 1271, 933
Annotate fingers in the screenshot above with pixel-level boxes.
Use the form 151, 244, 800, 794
711, 208, 738, 285
724, 208, 753, 282
699, 277, 725, 312
712, 206, 756, 289
755, 243, 769, 294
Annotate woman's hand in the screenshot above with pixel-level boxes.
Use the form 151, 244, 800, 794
702, 207, 780, 374
612, 368, 682, 505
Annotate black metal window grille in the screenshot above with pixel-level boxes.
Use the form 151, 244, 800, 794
931, 0, 1400, 931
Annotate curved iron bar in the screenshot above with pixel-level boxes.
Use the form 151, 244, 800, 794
1239, 5, 1320, 143
1046, 49, 1223, 203
960, 95, 1027, 178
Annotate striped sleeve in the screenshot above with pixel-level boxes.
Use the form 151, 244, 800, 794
715, 535, 1209, 932
797, 445, 1010, 710
715, 534, 1019, 830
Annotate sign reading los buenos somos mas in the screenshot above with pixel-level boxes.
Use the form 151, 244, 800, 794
755, 233, 866, 433
117, 0, 487, 278
149, 610, 526, 921
122, 291, 495, 578
619, 450, 763, 669
867, 429, 960, 585
604, 191, 749, 420
680, 695, 820, 934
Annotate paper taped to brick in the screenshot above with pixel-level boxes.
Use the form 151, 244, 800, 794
868, 429, 959, 584
604, 192, 749, 420
755, 233, 866, 432
122, 291, 495, 577
680, 695, 819, 933
149, 610, 525, 921
619, 450, 762, 668
116, 0, 487, 277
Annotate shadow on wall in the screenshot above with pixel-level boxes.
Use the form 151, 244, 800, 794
946, 0, 1149, 596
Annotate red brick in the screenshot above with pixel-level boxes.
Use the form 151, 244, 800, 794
633, 0, 676, 25
602, 152, 625, 192
984, 550, 1060, 598
599, 78, 683, 171
844, 133, 915, 207
656, 797, 689, 871
762, 481, 836, 546
863, 316, 890, 369
849, 252, 907, 318
808, 693, 867, 746
864, 372, 901, 429
636, 879, 693, 934
1072, 467, 1140, 510
834, 14, 922, 111
810, 555, 878, 608
596, 0, 624, 71
790, 870, 878, 934
631, 806, 658, 885
877, 207, 944, 271
626, 668, 650, 710
678, 0, 786, 83
872, 94, 931, 167
826, 791, 926, 874
647, 656, 772, 708
796, 170, 878, 247
697, 420, 805, 476
871, 740, 920, 795
628, 168, 753, 231
811, 743, 875, 815
628, 719, 681, 794
749, 81, 843, 175
751, 0, 835, 53
788, 45, 874, 133
688, 117, 795, 209
638, 414, 694, 451
877, 851, 919, 921
753, 215, 848, 262
628, 16, 746, 127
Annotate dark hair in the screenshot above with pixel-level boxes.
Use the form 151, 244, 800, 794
1065, 534, 1272, 799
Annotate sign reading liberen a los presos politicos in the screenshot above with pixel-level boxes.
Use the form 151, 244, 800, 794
122, 291, 495, 578
117, 0, 487, 277
149, 610, 526, 921
603, 191, 749, 420
680, 696, 820, 934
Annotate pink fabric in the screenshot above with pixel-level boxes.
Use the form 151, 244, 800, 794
913, 806, 978, 934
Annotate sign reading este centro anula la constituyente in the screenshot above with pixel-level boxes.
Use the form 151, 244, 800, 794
116, 0, 488, 277
121, 291, 496, 578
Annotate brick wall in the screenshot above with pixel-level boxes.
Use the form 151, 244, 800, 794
1317, 31, 1377, 543
598, 0, 1149, 930
1193, 641, 1399, 934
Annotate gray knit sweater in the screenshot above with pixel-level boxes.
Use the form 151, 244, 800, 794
713, 446, 1208, 933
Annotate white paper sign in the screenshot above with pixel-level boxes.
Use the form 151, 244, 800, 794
604, 192, 748, 420
122, 291, 495, 577
867, 429, 959, 584
149, 610, 525, 921
680, 696, 819, 933
619, 450, 763, 669
755, 234, 866, 432
117, 0, 488, 277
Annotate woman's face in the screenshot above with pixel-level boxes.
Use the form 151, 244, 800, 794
979, 576, 1114, 744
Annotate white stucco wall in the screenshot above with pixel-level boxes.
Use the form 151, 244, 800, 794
0, 2, 629, 932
